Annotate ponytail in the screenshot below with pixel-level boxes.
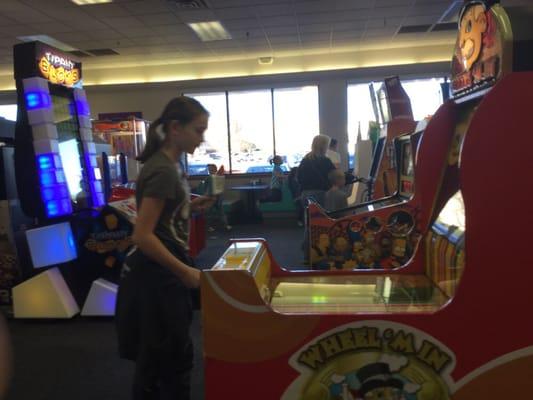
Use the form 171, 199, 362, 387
137, 96, 209, 163
137, 117, 164, 163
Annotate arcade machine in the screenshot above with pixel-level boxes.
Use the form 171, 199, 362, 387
201, 2, 533, 399
92, 117, 147, 182
306, 105, 452, 269
10, 42, 130, 318
369, 76, 417, 200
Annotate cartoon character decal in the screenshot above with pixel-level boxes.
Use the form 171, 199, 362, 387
451, 1, 505, 95
310, 208, 419, 270
458, 4, 488, 70
283, 322, 454, 400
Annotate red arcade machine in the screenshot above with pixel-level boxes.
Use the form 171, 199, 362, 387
10, 42, 131, 318
306, 98, 454, 270
370, 76, 417, 200
201, 2, 533, 399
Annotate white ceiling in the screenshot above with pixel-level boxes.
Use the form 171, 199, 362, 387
0, 0, 529, 88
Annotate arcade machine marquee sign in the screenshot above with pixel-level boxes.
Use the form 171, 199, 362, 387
14, 42, 82, 88
38, 50, 80, 87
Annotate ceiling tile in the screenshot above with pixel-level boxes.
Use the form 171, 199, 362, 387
265, 25, 298, 36
120, 0, 174, 15
293, 1, 331, 14
100, 16, 144, 28
223, 18, 260, 30
114, 26, 155, 37
260, 15, 297, 27
131, 36, 169, 46
299, 23, 331, 34
214, 6, 255, 19
65, 16, 110, 31
267, 35, 299, 45
81, 3, 128, 18
334, 30, 364, 40
135, 13, 182, 25
88, 29, 126, 40
300, 32, 331, 42
3, 8, 54, 24
153, 24, 192, 36
257, 3, 293, 17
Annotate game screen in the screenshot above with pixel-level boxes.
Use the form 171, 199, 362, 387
401, 141, 414, 177
400, 140, 414, 195
50, 90, 86, 207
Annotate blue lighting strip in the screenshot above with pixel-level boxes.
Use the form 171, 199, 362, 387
84, 152, 105, 208
75, 99, 90, 117
36, 153, 72, 218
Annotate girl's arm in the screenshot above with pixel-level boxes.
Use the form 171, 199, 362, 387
132, 197, 200, 288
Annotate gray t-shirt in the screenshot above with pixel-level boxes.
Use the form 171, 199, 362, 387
135, 151, 190, 252
325, 187, 348, 211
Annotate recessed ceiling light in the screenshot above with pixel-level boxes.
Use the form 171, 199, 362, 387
70, 0, 113, 5
187, 21, 232, 42
17, 35, 77, 51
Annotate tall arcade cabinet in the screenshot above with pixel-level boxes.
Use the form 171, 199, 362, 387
11, 42, 105, 318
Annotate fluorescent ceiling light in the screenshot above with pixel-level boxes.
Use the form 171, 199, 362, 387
17, 35, 77, 52
71, 0, 113, 4
188, 21, 232, 42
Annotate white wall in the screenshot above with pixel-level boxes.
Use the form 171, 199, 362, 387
0, 61, 449, 166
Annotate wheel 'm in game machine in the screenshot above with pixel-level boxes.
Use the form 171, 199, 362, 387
306, 77, 453, 270
201, 1, 533, 399
10, 42, 133, 318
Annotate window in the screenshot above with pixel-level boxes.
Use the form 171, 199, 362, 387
402, 78, 444, 121
0, 105, 17, 121
273, 86, 319, 168
186, 92, 229, 176
347, 77, 445, 169
228, 90, 273, 174
347, 84, 378, 169
185, 85, 319, 175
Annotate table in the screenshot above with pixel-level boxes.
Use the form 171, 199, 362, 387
230, 184, 269, 223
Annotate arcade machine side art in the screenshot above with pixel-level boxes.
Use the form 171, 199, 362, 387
201, 3, 533, 399
10, 42, 127, 318
307, 100, 457, 270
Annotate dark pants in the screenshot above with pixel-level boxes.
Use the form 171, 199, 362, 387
116, 248, 194, 400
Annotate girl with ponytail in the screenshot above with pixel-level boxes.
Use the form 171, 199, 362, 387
116, 96, 214, 400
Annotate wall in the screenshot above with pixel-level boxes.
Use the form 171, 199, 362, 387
0, 61, 449, 168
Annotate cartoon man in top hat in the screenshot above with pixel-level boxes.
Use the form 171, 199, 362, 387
356, 355, 420, 400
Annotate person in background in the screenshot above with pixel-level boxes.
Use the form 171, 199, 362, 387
325, 169, 348, 211
298, 134, 336, 264
326, 138, 341, 169
205, 163, 231, 232
297, 134, 336, 208
260, 155, 284, 203
115, 96, 215, 400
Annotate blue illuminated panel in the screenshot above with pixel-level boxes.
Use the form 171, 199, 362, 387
36, 152, 72, 217
84, 153, 105, 208
25, 91, 51, 110
25, 222, 78, 268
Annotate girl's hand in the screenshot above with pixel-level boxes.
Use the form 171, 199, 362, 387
191, 195, 216, 212
181, 267, 201, 288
